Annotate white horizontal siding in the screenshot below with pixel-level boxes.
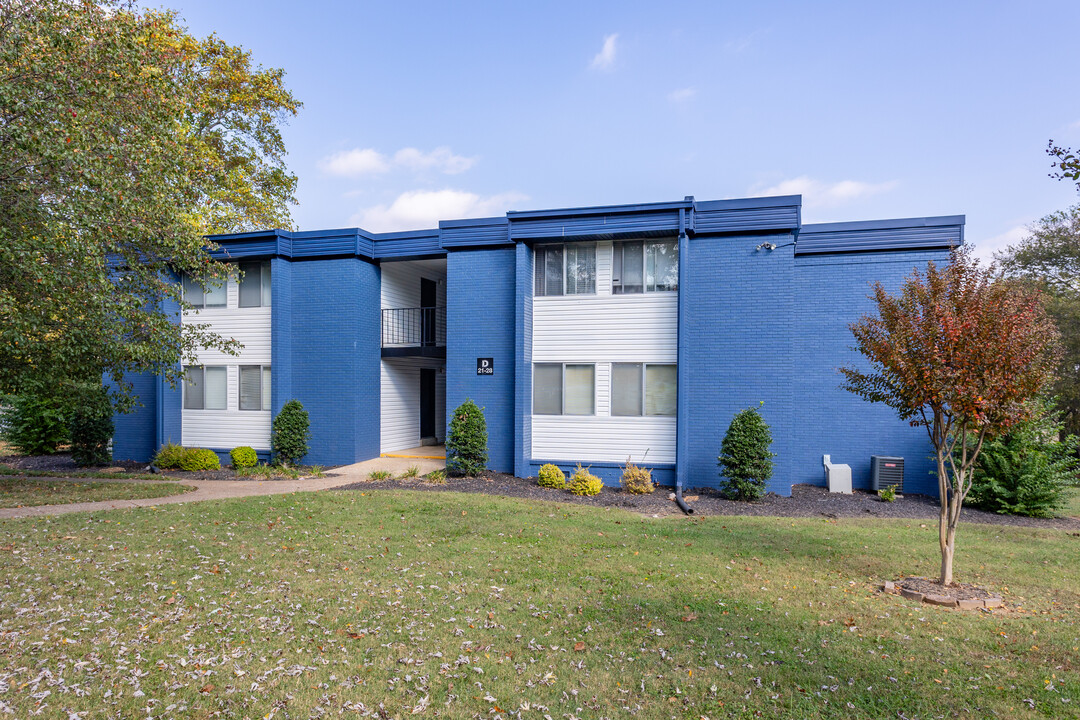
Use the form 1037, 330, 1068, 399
596, 241, 613, 297
531, 416, 676, 463
381, 260, 447, 310
381, 358, 445, 453
181, 307, 271, 364
532, 294, 677, 363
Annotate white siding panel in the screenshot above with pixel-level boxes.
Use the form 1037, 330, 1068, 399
381, 260, 446, 310
182, 410, 272, 450
596, 241, 613, 297
531, 416, 676, 463
532, 294, 677, 363
380, 358, 445, 453
181, 307, 271, 364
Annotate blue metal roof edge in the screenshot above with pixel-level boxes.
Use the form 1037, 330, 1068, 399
693, 195, 801, 212
507, 198, 695, 220
800, 215, 966, 235
796, 215, 965, 256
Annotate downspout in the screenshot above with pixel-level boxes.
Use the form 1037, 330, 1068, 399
675, 205, 694, 515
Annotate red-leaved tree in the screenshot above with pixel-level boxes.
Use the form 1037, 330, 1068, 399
841, 248, 1060, 585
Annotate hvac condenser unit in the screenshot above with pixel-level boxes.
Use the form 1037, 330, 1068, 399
870, 456, 904, 493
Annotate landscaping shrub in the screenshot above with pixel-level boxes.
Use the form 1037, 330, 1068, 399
965, 399, 1080, 518
272, 400, 310, 465
401, 465, 420, 479
426, 468, 446, 484
1, 391, 69, 455
368, 469, 392, 481
878, 486, 897, 502
68, 384, 114, 466
718, 402, 775, 501
179, 448, 221, 472
230, 446, 258, 469
567, 463, 603, 496
537, 463, 566, 489
446, 399, 488, 476
154, 442, 189, 469
620, 460, 654, 494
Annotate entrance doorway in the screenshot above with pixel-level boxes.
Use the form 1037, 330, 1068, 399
420, 368, 437, 443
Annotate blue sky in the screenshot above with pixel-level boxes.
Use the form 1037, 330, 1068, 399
164, 0, 1080, 258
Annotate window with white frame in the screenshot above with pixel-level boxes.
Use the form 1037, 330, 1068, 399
534, 244, 596, 296
238, 260, 272, 308
239, 365, 271, 411
182, 274, 226, 309
612, 239, 678, 293
611, 363, 677, 416
532, 363, 595, 415
183, 366, 227, 410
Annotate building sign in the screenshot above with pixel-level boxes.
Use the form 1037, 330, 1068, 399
477, 358, 494, 375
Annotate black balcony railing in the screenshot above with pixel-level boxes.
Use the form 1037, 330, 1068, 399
381, 306, 446, 348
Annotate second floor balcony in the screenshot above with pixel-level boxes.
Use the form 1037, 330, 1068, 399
381, 306, 446, 358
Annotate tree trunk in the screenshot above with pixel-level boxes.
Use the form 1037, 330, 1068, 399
936, 448, 951, 585
940, 518, 956, 586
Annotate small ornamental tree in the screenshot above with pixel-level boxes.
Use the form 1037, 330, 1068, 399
69, 384, 114, 467
841, 248, 1060, 585
446, 399, 488, 476
271, 400, 310, 466
718, 403, 776, 501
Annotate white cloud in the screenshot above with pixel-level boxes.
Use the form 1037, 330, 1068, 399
353, 189, 529, 232
590, 33, 618, 71
668, 86, 697, 103
320, 146, 476, 177
319, 148, 389, 177
749, 176, 898, 209
970, 224, 1028, 261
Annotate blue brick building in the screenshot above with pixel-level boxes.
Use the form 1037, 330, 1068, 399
112, 195, 963, 496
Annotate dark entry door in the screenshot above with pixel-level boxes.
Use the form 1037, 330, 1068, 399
420, 278, 437, 346
420, 368, 436, 439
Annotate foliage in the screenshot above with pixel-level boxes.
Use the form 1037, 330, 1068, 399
446, 399, 488, 476
619, 460, 654, 494
0, 389, 70, 455
1048, 139, 1080, 190
567, 464, 603, 496
178, 448, 221, 472
271, 400, 310, 466
68, 384, 114, 467
229, 446, 259, 470
964, 399, 1080, 518
841, 247, 1060, 583
400, 465, 420, 479
368, 469, 392, 481
997, 204, 1080, 437
877, 486, 897, 503
0, 0, 299, 401
537, 463, 566, 489
154, 443, 189, 470
718, 403, 775, 501
425, 468, 446, 484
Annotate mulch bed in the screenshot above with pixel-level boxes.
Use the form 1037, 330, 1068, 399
332, 471, 1080, 531
0, 453, 329, 483
883, 576, 1004, 610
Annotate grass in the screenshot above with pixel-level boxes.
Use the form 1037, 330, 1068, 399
0, 464, 162, 482
0, 491, 1075, 718
0, 476, 194, 508
368, 468, 392, 481
400, 464, 421, 479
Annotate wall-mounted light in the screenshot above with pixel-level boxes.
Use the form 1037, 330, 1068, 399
756, 242, 777, 251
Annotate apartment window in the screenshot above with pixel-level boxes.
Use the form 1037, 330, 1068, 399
183, 366, 227, 410
239, 365, 271, 411
613, 239, 678, 293
182, 274, 226, 309
534, 244, 596, 296
533, 363, 595, 415
238, 260, 272, 308
611, 363, 677, 416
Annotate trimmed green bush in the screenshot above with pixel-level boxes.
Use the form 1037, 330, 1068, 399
69, 384, 114, 466
230, 446, 258, 469
966, 399, 1080, 518
1, 391, 69, 455
718, 402, 775, 501
446, 399, 488, 476
620, 460, 654, 494
179, 448, 221, 472
537, 463, 566, 489
567, 463, 603, 496
271, 400, 310, 465
154, 442, 187, 469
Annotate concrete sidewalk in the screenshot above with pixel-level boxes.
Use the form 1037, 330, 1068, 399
0, 452, 445, 519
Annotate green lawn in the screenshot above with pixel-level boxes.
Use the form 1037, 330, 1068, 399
0, 490, 1075, 719
0, 476, 193, 508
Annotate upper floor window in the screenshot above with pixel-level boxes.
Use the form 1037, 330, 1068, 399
182, 275, 226, 309
613, 239, 678, 293
183, 365, 227, 410
534, 243, 596, 296
239, 260, 271, 308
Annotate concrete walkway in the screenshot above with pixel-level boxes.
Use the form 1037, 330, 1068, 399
0, 451, 445, 520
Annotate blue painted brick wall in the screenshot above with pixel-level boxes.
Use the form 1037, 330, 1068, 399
681, 233, 796, 495
285, 258, 381, 466
446, 248, 517, 473
514, 242, 533, 478
271, 257, 294, 417
110, 371, 158, 462
791, 250, 949, 496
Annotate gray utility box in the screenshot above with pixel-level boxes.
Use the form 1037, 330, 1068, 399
871, 456, 904, 492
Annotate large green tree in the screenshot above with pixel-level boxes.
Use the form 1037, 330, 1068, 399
0, 0, 300, 406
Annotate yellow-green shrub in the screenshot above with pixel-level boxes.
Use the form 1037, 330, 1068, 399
537, 463, 566, 489
154, 442, 187, 469
567, 463, 603, 496
179, 448, 221, 471
230, 446, 258, 469
620, 461, 654, 494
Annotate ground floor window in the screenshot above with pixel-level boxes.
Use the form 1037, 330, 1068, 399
533, 363, 595, 415
240, 365, 271, 411
183, 366, 227, 410
611, 363, 677, 416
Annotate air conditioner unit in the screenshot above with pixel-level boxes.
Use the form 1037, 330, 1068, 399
871, 456, 904, 493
